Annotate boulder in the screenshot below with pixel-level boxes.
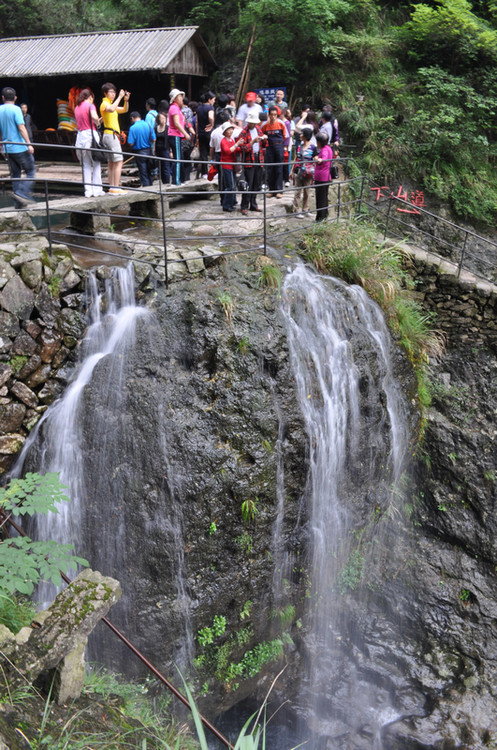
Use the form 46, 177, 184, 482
0, 403, 26, 434
20, 260, 43, 290
0, 433, 25, 454
11, 330, 38, 356
37, 379, 63, 404
39, 328, 62, 363
57, 309, 86, 339
18, 354, 42, 379
0, 336, 12, 355
198, 245, 225, 268
25, 363, 52, 388
0, 275, 35, 320
24, 320, 41, 339
60, 269, 82, 294
0, 364, 12, 387
10, 381, 38, 408
178, 248, 205, 274
0, 312, 19, 338
2, 569, 121, 703
34, 283, 61, 325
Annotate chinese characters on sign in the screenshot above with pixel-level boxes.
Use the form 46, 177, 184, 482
370, 185, 426, 215
254, 87, 287, 102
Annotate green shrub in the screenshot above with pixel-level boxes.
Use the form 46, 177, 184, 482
0, 591, 36, 634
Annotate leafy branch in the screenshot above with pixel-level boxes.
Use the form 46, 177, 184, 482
0, 473, 88, 597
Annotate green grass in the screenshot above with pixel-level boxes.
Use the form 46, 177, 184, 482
0, 590, 36, 633
217, 291, 234, 323
257, 264, 282, 291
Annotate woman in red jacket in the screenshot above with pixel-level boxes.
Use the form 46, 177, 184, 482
220, 121, 243, 212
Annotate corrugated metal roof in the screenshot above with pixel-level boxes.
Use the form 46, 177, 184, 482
0, 26, 215, 78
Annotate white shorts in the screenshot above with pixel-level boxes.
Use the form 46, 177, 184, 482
102, 132, 123, 162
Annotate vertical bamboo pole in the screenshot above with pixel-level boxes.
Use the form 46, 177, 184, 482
236, 25, 257, 108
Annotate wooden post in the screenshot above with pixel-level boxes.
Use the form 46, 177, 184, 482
236, 25, 257, 108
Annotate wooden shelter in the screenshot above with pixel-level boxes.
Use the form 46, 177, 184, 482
0, 27, 216, 135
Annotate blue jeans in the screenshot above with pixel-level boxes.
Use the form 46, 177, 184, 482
133, 147, 153, 186
156, 145, 172, 184
8, 150, 36, 205
168, 135, 183, 186
221, 168, 236, 210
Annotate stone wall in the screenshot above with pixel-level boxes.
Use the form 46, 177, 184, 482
0, 214, 86, 473
398, 242, 497, 351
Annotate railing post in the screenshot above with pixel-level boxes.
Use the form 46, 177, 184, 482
458, 230, 468, 279
336, 181, 341, 222
358, 174, 366, 216
160, 186, 168, 289
44, 179, 53, 257
384, 195, 393, 240
263, 186, 267, 256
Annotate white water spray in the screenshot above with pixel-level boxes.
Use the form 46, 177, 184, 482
281, 264, 410, 747
13, 265, 149, 585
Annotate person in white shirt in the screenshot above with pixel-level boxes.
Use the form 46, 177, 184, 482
236, 92, 262, 128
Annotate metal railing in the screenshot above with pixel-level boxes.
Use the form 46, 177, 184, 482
357, 175, 497, 285
1, 139, 495, 286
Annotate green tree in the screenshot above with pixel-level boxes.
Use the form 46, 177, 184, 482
236, 0, 377, 87
0, 472, 88, 596
398, 0, 497, 72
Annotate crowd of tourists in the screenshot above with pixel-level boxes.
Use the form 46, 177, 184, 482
0, 83, 340, 222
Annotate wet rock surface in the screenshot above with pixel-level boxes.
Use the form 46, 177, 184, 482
2, 212, 497, 748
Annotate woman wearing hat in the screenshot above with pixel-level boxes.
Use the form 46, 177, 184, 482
220, 121, 243, 212
168, 88, 191, 186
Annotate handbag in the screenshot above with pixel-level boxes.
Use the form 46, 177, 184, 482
90, 120, 107, 163
207, 163, 218, 181
190, 146, 200, 160
300, 162, 315, 178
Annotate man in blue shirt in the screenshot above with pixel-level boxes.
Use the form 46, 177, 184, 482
145, 98, 159, 181
0, 86, 36, 208
127, 111, 156, 187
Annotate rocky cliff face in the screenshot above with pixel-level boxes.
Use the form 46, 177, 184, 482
4, 226, 497, 748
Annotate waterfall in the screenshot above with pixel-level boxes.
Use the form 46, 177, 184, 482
14, 266, 148, 554
281, 264, 411, 748
13, 263, 195, 673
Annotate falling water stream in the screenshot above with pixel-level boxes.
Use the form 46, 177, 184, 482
15, 265, 147, 547
280, 265, 411, 749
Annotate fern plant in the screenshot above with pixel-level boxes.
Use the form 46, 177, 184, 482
0, 472, 88, 597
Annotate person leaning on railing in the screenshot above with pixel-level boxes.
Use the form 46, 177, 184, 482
168, 88, 192, 186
